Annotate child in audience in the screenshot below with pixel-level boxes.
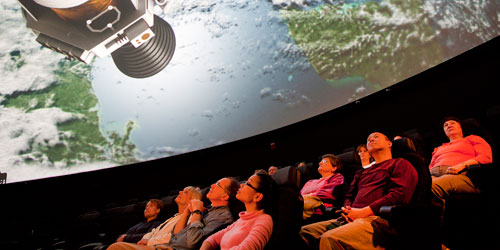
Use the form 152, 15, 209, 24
200, 170, 274, 250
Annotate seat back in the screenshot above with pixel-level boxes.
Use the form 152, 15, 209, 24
336, 150, 362, 190
272, 166, 300, 190
266, 166, 303, 250
392, 137, 431, 207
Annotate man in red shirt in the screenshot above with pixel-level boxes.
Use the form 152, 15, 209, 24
300, 132, 418, 250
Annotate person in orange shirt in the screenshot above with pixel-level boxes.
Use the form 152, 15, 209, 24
430, 117, 492, 208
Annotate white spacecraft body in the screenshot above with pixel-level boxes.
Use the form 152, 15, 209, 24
17, 0, 175, 78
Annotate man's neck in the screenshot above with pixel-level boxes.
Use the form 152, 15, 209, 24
177, 204, 188, 214
146, 216, 157, 222
449, 134, 463, 142
210, 200, 229, 207
372, 150, 392, 163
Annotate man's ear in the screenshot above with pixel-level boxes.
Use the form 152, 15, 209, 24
387, 140, 392, 148
222, 193, 230, 201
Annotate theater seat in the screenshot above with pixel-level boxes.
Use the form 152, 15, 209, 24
265, 166, 303, 250
379, 137, 440, 250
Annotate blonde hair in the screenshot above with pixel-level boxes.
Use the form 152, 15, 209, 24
184, 186, 202, 200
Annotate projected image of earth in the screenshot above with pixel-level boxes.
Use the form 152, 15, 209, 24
1, 0, 499, 182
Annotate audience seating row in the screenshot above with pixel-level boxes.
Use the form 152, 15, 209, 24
16, 114, 500, 250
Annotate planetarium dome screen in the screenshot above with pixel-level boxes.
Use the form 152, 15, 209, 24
1, 0, 499, 183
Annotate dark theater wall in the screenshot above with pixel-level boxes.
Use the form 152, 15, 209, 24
1, 34, 500, 250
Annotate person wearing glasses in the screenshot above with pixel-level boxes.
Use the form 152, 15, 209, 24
200, 170, 274, 250
300, 154, 345, 221
163, 177, 240, 250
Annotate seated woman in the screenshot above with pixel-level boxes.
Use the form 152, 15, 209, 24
107, 186, 202, 250
430, 117, 492, 208
356, 144, 374, 169
200, 170, 274, 250
300, 154, 345, 221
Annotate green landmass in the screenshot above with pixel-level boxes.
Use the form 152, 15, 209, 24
281, 0, 445, 88
2, 58, 139, 167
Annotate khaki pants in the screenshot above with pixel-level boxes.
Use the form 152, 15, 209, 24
431, 173, 479, 209
300, 216, 392, 250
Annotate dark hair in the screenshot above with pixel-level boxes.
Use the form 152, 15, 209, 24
440, 116, 462, 128
252, 169, 274, 212
224, 177, 240, 201
321, 154, 342, 172
354, 144, 366, 163
356, 144, 367, 153
149, 199, 164, 211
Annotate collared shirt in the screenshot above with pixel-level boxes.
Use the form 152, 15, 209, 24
123, 218, 162, 243
142, 213, 182, 246
168, 206, 233, 250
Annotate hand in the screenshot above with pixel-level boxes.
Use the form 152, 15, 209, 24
190, 199, 205, 212
342, 206, 373, 222
116, 234, 126, 242
446, 164, 466, 175
183, 203, 192, 215
137, 239, 149, 245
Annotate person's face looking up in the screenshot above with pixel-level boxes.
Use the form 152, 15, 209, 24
207, 178, 230, 201
175, 187, 192, 205
443, 120, 463, 140
144, 201, 160, 219
236, 175, 263, 205
358, 146, 371, 161
318, 157, 337, 176
367, 132, 391, 153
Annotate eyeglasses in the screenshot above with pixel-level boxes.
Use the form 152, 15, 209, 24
244, 181, 260, 192
215, 181, 227, 194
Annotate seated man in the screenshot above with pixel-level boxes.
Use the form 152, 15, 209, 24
300, 154, 345, 221
300, 132, 418, 250
115, 199, 164, 244
165, 177, 240, 250
107, 186, 202, 249
430, 117, 492, 216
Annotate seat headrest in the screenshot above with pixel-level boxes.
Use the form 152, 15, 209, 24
336, 151, 358, 165
392, 137, 416, 157
272, 166, 298, 188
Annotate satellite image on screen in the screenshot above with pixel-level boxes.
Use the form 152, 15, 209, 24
1, 0, 499, 182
